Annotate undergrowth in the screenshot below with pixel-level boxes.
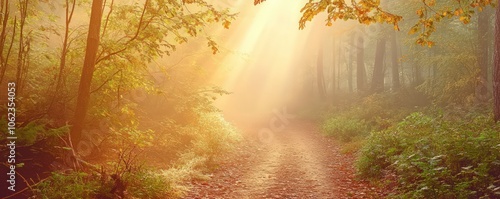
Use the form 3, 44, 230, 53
32, 112, 240, 198
321, 92, 417, 144
357, 112, 500, 198
320, 92, 499, 198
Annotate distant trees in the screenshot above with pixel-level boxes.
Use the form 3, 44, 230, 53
370, 38, 386, 93
255, 0, 499, 121
15, 0, 29, 95
317, 46, 327, 100
0, 0, 14, 84
356, 36, 367, 92
390, 30, 400, 91
476, 9, 490, 102
347, 36, 354, 92
49, 0, 76, 118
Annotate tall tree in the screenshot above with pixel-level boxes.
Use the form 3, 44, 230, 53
331, 37, 336, 99
390, 30, 400, 91
477, 9, 490, 102
15, 0, 29, 94
317, 47, 327, 100
337, 38, 341, 90
70, 0, 104, 146
49, 0, 76, 120
0, 0, 15, 84
494, 0, 500, 122
413, 54, 424, 87
68, 0, 234, 148
356, 37, 367, 92
347, 35, 354, 92
371, 38, 386, 93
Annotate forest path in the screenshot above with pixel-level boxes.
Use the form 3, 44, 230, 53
185, 121, 385, 199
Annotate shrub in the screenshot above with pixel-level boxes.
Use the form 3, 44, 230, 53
350, 92, 418, 131
357, 112, 500, 198
181, 112, 241, 164
0, 118, 69, 145
124, 169, 173, 199
322, 116, 369, 142
36, 168, 176, 199
36, 172, 99, 199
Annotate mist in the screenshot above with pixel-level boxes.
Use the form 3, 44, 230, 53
1, 0, 498, 198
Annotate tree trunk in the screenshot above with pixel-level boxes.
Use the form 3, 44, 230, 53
15, 0, 28, 94
70, 0, 104, 146
477, 9, 490, 102
347, 35, 354, 92
390, 31, 400, 91
494, 0, 500, 122
413, 60, 423, 87
337, 39, 341, 90
399, 39, 405, 87
49, 0, 76, 120
56, 0, 76, 96
0, 0, 9, 84
331, 37, 336, 99
317, 47, 326, 100
356, 37, 367, 92
371, 38, 386, 93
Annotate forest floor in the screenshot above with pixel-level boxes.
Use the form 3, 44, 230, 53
185, 121, 389, 199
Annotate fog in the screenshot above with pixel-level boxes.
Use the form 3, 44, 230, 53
195, 0, 356, 126
44, 0, 357, 126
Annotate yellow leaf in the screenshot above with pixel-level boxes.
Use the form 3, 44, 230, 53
417, 8, 424, 17
328, 6, 334, 13
386, 17, 393, 23
408, 26, 418, 34
459, 16, 470, 24
223, 20, 231, 29
394, 24, 400, 31
427, 41, 434, 47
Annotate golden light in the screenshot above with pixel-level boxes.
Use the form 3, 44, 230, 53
204, 0, 350, 125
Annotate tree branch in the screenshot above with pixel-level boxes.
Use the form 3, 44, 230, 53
95, 0, 151, 65
90, 69, 122, 94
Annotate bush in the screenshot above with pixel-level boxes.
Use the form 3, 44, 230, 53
181, 112, 241, 164
124, 169, 173, 199
357, 112, 500, 198
322, 116, 369, 142
36, 172, 99, 199
0, 118, 69, 145
350, 92, 419, 131
36, 168, 176, 199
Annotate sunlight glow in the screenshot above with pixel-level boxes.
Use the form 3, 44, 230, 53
206, 0, 340, 125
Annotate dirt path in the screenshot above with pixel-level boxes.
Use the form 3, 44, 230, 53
185, 122, 386, 199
